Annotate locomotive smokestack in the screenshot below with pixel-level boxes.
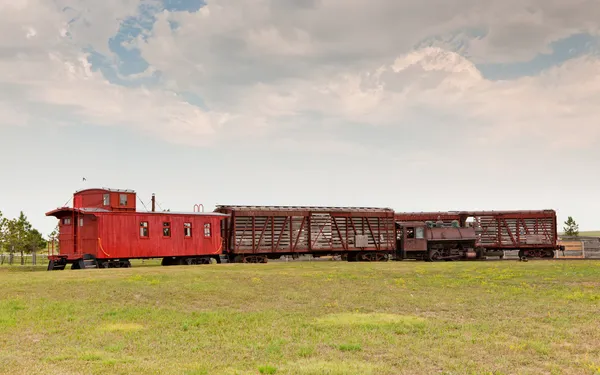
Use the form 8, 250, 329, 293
151, 193, 156, 212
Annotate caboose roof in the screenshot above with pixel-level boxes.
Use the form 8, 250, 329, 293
46, 207, 229, 217
74, 187, 136, 194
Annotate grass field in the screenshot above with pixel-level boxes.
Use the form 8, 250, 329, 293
577, 231, 600, 237
1, 260, 600, 375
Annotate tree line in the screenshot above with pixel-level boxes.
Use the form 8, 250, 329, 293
0, 210, 50, 255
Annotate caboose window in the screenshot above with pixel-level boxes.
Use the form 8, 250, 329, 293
120, 194, 128, 206
163, 222, 171, 237
407, 227, 415, 239
103, 193, 110, 206
204, 223, 211, 237
140, 221, 149, 237
62, 217, 71, 225
415, 227, 424, 239
184, 223, 192, 237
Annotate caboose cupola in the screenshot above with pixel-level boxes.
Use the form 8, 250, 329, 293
73, 188, 136, 212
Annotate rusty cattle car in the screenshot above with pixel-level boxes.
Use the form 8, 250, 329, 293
460, 210, 561, 258
46, 188, 226, 270
214, 205, 396, 262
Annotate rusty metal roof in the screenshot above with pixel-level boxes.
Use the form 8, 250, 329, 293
215, 205, 394, 212
396, 209, 556, 216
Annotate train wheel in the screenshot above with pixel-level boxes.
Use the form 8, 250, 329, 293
544, 250, 555, 258
358, 252, 388, 262
518, 250, 531, 261
426, 249, 442, 262
238, 255, 268, 263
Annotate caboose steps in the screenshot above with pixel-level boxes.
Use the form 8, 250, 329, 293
47, 258, 67, 271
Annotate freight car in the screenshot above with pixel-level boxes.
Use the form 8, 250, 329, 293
45, 188, 226, 270
213, 205, 397, 263
462, 210, 561, 259
395, 210, 563, 259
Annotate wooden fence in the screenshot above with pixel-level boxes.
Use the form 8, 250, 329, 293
0, 253, 49, 266
557, 236, 600, 259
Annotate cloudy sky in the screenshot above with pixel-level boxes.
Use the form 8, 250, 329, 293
1, 0, 599, 236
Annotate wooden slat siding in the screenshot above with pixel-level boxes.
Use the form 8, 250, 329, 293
476, 216, 555, 247
231, 214, 395, 252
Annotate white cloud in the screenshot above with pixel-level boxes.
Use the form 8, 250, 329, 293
0, 0, 226, 145
0, 0, 600, 152
124, 0, 600, 151
0, 51, 226, 144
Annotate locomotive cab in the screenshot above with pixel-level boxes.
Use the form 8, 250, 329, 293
396, 221, 427, 260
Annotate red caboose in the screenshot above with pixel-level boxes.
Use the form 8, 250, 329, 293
46, 188, 227, 270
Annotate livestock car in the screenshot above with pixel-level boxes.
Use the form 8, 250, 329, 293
213, 205, 397, 263
45, 188, 226, 270
395, 210, 563, 258
461, 210, 561, 259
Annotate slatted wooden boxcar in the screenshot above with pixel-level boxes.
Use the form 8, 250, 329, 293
459, 210, 561, 258
213, 205, 396, 262
46, 188, 227, 270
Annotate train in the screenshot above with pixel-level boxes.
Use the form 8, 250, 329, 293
45, 187, 564, 270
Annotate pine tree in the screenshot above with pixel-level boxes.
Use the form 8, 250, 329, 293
563, 216, 579, 236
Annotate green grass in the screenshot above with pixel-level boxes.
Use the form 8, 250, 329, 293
578, 231, 600, 237
1, 260, 600, 374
